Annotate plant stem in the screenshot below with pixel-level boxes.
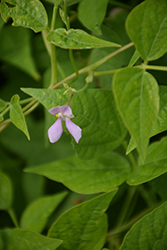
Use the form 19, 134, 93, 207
137, 64, 167, 72
93, 69, 119, 76
8, 208, 19, 228
50, 4, 59, 87
122, 140, 137, 170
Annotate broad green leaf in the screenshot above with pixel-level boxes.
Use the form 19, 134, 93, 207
120, 201, 167, 250
0, 228, 62, 250
128, 50, 140, 67
127, 136, 167, 185
78, 0, 108, 35
0, 99, 7, 112
153, 239, 167, 250
25, 152, 130, 194
1, 0, 48, 32
126, 0, 167, 61
47, 28, 121, 49
127, 85, 167, 155
113, 67, 159, 162
48, 191, 117, 250
21, 88, 127, 160
10, 94, 30, 140
20, 192, 68, 233
0, 172, 13, 210
0, 26, 40, 80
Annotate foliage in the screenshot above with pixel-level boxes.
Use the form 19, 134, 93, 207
0, 0, 167, 249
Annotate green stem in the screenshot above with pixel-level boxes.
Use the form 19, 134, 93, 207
8, 208, 19, 228
19, 97, 33, 105
137, 64, 167, 72
93, 69, 119, 76
122, 140, 137, 170
50, 4, 59, 87
1, 106, 10, 117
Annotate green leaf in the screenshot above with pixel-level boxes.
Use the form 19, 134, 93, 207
43, 0, 62, 4
46, 28, 121, 49
1, 0, 48, 32
20, 192, 68, 233
128, 50, 140, 67
66, 0, 82, 6
150, 173, 167, 201
0, 99, 7, 112
127, 136, 167, 185
126, 0, 167, 61
120, 201, 167, 250
153, 239, 167, 250
0, 228, 62, 250
0, 26, 40, 80
127, 85, 167, 155
25, 152, 130, 194
21, 88, 127, 160
113, 67, 159, 162
0, 115, 4, 122
0, 172, 13, 210
48, 191, 117, 250
9, 94, 30, 140
78, 0, 108, 35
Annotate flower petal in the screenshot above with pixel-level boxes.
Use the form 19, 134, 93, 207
65, 119, 82, 143
48, 118, 63, 143
49, 106, 61, 115
60, 105, 74, 119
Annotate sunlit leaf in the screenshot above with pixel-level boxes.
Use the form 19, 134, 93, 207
113, 67, 159, 162
20, 192, 68, 233
25, 152, 130, 194
1, 0, 48, 32
48, 191, 117, 250
126, 0, 167, 61
47, 28, 121, 49
9, 94, 30, 140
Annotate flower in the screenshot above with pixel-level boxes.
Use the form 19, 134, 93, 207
48, 105, 82, 143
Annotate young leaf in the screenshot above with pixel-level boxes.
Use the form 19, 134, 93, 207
127, 136, 167, 185
9, 94, 30, 140
46, 28, 121, 49
1, 0, 48, 32
126, 0, 167, 61
78, 0, 108, 35
20, 192, 68, 233
0, 228, 62, 250
21, 88, 127, 160
0, 99, 8, 112
0, 172, 13, 210
48, 191, 117, 250
113, 67, 159, 162
120, 201, 167, 250
25, 152, 130, 194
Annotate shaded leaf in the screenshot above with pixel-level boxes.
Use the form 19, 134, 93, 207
1, 0, 48, 32
0, 172, 13, 210
153, 239, 167, 250
48, 191, 117, 250
120, 201, 167, 250
127, 137, 167, 185
25, 152, 130, 194
47, 28, 121, 49
0, 228, 62, 250
21, 192, 68, 233
113, 67, 159, 162
78, 0, 108, 35
126, 0, 167, 61
0, 99, 7, 112
9, 94, 30, 140
21, 88, 127, 160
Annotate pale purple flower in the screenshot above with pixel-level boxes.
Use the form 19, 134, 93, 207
48, 105, 82, 143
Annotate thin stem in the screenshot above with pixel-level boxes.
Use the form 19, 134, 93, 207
122, 140, 137, 170
0, 106, 10, 117
23, 102, 39, 116
136, 64, 167, 72
8, 208, 19, 228
50, 4, 59, 86
19, 97, 33, 105
93, 69, 119, 76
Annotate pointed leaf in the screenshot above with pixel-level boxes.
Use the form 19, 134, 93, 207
20, 192, 68, 233
126, 0, 167, 61
0, 172, 13, 210
113, 67, 159, 162
0, 99, 8, 112
21, 88, 127, 160
10, 94, 30, 140
48, 191, 117, 250
1, 0, 48, 32
127, 137, 167, 185
0, 228, 62, 250
120, 201, 167, 250
47, 28, 121, 49
78, 0, 108, 35
25, 152, 130, 194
